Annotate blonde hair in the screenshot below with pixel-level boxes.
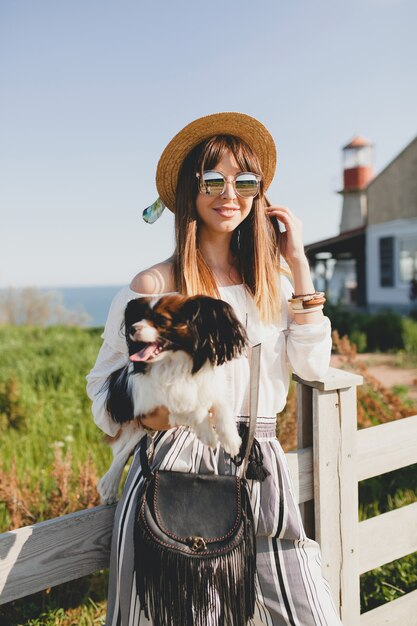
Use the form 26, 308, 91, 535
173, 135, 283, 323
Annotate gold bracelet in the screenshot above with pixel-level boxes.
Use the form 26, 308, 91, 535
291, 290, 324, 299
292, 305, 324, 314
289, 291, 325, 303
290, 296, 326, 311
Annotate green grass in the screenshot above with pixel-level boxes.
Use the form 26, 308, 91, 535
0, 325, 112, 529
0, 325, 111, 624
0, 572, 108, 625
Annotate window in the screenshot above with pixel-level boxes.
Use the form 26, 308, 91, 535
379, 237, 394, 287
399, 238, 417, 283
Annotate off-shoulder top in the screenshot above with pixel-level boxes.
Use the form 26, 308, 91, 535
86, 276, 332, 436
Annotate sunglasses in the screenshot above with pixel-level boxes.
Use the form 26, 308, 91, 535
196, 170, 261, 199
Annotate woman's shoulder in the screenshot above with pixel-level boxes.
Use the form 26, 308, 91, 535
130, 258, 176, 295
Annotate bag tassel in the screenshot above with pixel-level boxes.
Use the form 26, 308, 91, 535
134, 505, 256, 626
245, 438, 270, 482
233, 426, 270, 483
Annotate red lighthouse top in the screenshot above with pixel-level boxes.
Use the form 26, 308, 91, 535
342, 135, 374, 191
343, 135, 372, 150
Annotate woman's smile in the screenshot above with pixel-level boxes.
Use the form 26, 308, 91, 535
213, 205, 241, 218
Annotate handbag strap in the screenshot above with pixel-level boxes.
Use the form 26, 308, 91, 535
241, 343, 261, 478
140, 430, 159, 479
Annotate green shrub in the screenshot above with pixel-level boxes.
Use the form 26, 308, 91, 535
323, 303, 369, 341
324, 303, 409, 352
350, 330, 367, 353
402, 317, 417, 357
361, 553, 417, 613
359, 464, 417, 612
366, 311, 404, 352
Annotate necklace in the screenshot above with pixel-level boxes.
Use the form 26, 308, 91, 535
207, 263, 242, 287
244, 284, 249, 330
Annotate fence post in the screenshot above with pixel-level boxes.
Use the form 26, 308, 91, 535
294, 368, 363, 626
296, 382, 315, 539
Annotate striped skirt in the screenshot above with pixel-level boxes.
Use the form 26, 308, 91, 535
105, 418, 342, 626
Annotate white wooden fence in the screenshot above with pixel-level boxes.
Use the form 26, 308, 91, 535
1, 367, 417, 625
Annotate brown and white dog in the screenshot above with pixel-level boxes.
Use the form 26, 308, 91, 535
98, 294, 248, 503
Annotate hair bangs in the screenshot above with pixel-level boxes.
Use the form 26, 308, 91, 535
197, 135, 263, 178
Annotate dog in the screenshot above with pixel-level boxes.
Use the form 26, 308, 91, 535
97, 293, 248, 504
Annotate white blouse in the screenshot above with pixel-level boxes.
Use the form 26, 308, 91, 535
86, 276, 332, 436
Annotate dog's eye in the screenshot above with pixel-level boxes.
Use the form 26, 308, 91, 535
153, 313, 169, 327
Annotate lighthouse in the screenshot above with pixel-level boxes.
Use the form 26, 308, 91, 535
318, 135, 375, 305
339, 136, 374, 232
305, 134, 376, 307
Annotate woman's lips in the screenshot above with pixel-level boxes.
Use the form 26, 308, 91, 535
213, 207, 239, 218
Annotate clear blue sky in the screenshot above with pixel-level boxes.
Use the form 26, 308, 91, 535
1, 0, 416, 287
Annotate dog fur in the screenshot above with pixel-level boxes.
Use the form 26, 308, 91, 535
98, 294, 247, 503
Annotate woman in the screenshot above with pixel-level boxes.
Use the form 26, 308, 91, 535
87, 112, 341, 625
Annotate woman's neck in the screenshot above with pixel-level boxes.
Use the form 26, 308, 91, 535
199, 233, 235, 270
198, 232, 241, 285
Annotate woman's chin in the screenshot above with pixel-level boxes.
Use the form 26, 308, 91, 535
200, 219, 241, 236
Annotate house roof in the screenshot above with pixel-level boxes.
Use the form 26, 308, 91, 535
305, 226, 366, 254
366, 134, 417, 190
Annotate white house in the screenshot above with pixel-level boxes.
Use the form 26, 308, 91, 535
306, 134, 417, 312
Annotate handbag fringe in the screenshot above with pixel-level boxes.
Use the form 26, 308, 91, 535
134, 505, 256, 626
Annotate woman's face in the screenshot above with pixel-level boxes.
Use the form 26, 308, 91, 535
195, 150, 254, 236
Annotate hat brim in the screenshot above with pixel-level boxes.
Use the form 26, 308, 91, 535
155, 112, 277, 213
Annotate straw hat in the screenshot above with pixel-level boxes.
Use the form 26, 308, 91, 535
155, 112, 277, 214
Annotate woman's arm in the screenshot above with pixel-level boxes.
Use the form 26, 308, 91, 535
86, 341, 130, 436
266, 205, 323, 325
263, 203, 332, 381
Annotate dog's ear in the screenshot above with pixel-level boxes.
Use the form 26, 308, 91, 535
203, 298, 248, 364
181, 296, 247, 373
103, 366, 134, 424
123, 297, 153, 340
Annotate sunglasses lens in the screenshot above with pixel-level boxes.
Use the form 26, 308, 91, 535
200, 172, 225, 196
235, 173, 259, 198
199, 171, 260, 198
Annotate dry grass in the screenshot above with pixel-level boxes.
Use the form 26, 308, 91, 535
0, 446, 101, 531
275, 332, 417, 452
276, 382, 297, 452
332, 331, 416, 427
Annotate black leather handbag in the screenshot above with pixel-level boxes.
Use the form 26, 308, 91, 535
133, 345, 262, 626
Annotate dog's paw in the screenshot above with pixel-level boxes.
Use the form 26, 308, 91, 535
221, 432, 242, 458
194, 425, 219, 449
97, 474, 119, 505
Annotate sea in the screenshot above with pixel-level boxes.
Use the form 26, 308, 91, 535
44, 285, 123, 327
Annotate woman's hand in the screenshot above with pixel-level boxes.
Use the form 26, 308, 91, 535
139, 405, 171, 431
265, 204, 306, 269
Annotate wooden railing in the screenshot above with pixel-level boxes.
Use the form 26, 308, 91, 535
1, 367, 417, 625
293, 368, 417, 625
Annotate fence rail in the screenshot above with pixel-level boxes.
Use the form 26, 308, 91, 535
293, 368, 417, 625
1, 366, 417, 625
0, 505, 115, 605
